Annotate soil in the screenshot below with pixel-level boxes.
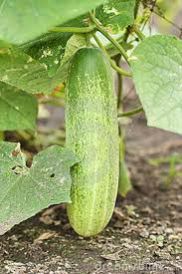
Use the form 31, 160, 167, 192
0, 114, 182, 274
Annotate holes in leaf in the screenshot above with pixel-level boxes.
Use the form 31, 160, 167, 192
50, 173, 55, 178
12, 165, 24, 175
11, 143, 21, 157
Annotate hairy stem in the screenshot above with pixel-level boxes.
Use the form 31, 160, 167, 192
0, 131, 4, 141
123, 0, 141, 42
133, 26, 145, 41
115, 56, 123, 110
118, 106, 143, 118
50, 25, 95, 33
93, 34, 132, 77
90, 12, 130, 64
134, 0, 141, 19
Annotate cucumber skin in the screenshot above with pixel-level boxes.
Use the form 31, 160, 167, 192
66, 48, 119, 237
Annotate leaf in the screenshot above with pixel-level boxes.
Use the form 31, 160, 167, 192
0, 45, 58, 94
0, 0, 107, 44
61, 34, 87, 67
0, 83, 38, 130
0, 142, 78, 235
19, 16, 88, 83
20, 32, 72, 78
96, 0, 136, 33
0, 40, 79, 94
0, 34, 87, 94
54, 34, 87, 82
19, 16, 87, 78
130, 35, 182, 135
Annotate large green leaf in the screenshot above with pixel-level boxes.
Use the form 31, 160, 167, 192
20, 33, 87, 84
0, 36, 87, 94
0, 143, 78, 235
130, 35, 182, 135
0, 0, 106, 44
96, 0, 136, 33
0, 45, 57, 94
19, 16, 87, 77
20, 32, 72, 78
0, 83, 37, 130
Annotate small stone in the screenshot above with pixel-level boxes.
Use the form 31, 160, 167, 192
165, 228, 173, 234
150, 235, 157, 242
140, 230, 149, 238
65, 262, 71, 269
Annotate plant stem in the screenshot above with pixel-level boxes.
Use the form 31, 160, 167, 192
117, 63, 123, 109
134, 0, 141, 18
93, 34, 132, 77
118, 106, 143, 118
115, 55, 124, 158
0, 131, 4, 141
123, 0, 141, 42
50, 25, 95, 33
111, 59, 132, 77
115, 54, 124, 110
116, 59, 132, 197
90, 12, 130, 64
116, 60, 125, 157
133, 26, 145, 41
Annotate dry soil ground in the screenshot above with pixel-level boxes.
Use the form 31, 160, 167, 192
0, 114, 181, 274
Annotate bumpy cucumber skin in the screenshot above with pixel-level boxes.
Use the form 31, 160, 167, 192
66, 48, 119, 237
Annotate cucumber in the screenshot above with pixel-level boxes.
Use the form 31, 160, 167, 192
66, 48, 119, 237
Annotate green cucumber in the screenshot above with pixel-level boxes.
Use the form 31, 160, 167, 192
66, 48, 119, 237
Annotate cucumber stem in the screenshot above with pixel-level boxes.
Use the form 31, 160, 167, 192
0, 131, 4, 141
92, 34, 132, 78
123, 0, 142, 42
116, 58, 123, 109
116, 61, 132, 197
90, 12, 130, 65
50, 25, 95, 33
133, 26, 145, 41
118, 106, 143, 118
111, 60, 132, 78
134, 0, 141, 18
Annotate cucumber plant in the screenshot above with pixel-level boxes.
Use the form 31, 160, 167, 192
0, 0, 181, 236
